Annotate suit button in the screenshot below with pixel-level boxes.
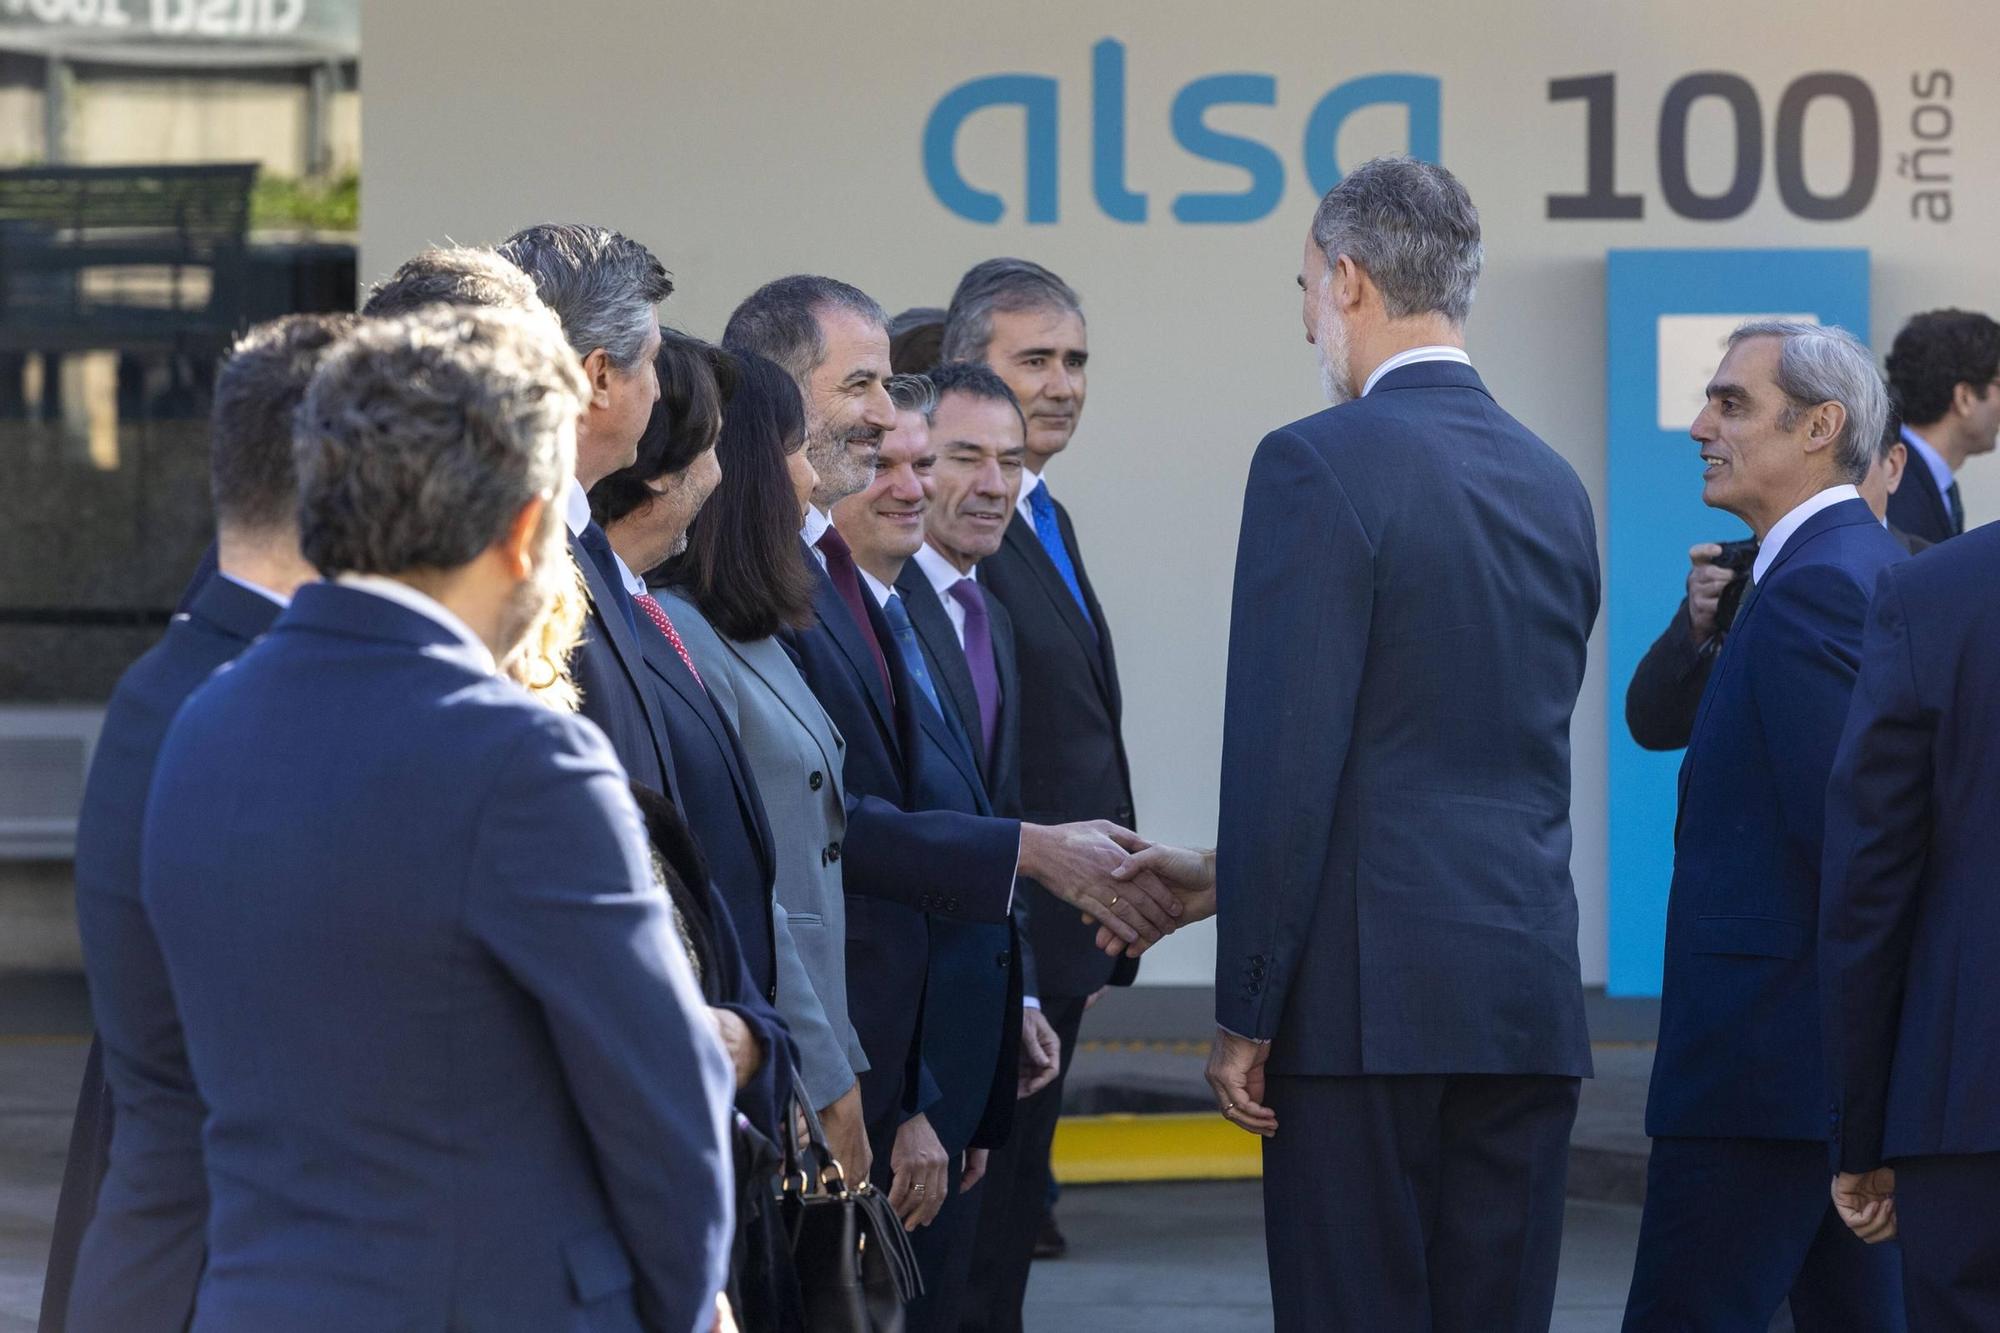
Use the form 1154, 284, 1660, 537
825, 841, 841, 864
1247, 979, 1262, 995
809, 770, 824, 791
948, 897, 960, 912
995, 951, 1011, 968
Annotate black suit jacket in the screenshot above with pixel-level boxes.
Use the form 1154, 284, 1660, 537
1885, 446, 1959, 545
57, 575, 279, 1333
779, 544, 1018, 1149
978, 492, 1138, 997
894, 564, 1031, 1150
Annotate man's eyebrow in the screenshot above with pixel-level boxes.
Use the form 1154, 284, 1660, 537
1706, 380, 1747, 400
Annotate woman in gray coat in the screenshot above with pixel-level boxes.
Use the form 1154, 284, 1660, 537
655, 350, 874, 1180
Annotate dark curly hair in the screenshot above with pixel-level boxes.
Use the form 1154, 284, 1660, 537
1885, 309, 2000, 427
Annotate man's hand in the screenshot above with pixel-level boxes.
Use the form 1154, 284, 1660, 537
1018, 1006, 1063, 1099
1832, 1169, 1897, 1244
707, 1007, 763, 1090
819, 1081, 872, 1183
888, 1113, 948, 1230
712, 1292, 739, 1333
961, 1147, 990, 1193
1094, 843, 1217, 957
1019, 820, 1183, 948
1686, 543, 1735, 646
1206, 1027, 1278, 1138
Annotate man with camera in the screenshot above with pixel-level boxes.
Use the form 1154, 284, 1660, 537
1625, 417, 1923, 753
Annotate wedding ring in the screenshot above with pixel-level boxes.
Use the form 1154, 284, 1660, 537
1109, 895, 1120, 907
1224, 1102, 1237, 1114
914, 1183, 926, 1193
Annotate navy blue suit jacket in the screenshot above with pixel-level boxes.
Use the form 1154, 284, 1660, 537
894, 566, 1026, 1154
572, 528, 676, 797
138, 584, 735, 1333
1884, 446, 1957, 546
66, 575, 279, 1333
1216, 360, 1600, 1077
779, 544, 1018, 1142
1649, 498, 1905, 1140
1823, 522, 2000, 1170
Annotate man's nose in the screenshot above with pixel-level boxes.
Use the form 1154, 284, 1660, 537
862, 382, 896, 429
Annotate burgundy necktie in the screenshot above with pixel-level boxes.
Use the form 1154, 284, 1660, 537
815, 526, 894, 700
632, 592, 705, 692
949, 578, 1000, 758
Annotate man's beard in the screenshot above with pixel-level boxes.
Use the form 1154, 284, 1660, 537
1316, 301, 1356, 407
807, 418, 880, 507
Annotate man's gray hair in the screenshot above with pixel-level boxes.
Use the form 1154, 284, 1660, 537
363, 245, 548, 319
1728, 320, 1886, 483
886, 372, 937, 420
1311, 156, 1482, 325
496, 223, 671, 370
940, 257, 1082, 364
295, 307, 588, 576
722, 274, 887, 389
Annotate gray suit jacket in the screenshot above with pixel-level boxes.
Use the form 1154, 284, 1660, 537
662, 592, 869, 1109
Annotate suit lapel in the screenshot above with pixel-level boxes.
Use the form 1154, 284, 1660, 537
1053, 496, 1123, 722
1908, 460, 1953, 540
726, 638, 848, 808
570, 534, 676, 790
637, 627, 776, 882
986, 589, 1018, 796
895, 567, 988, 776
806, 546, 897, 739
1001, 515, 1110, 699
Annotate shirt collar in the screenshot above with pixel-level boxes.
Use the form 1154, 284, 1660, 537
856, 565, 895, 608
563, 476, 592, 537
217, 571, 292, 608
1752, 485, 1862, 584
801, 503, 834, 551
614, 548, 647, 599
1899, 425, 1956, 499
1014, 469, 1047, 526
912, 541, 972, 597
1362, 345, 1472, 397
333, 573, 497, 674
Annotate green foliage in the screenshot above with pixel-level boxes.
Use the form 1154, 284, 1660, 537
250, 172, 359, 233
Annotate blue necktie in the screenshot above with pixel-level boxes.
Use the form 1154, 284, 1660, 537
1027, 482, 1094, 631
882, 591, 969, 752
577, 522, 639, 637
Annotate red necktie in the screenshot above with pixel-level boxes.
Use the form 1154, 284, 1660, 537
632, 592, 705, 692
815, 527, 894, 700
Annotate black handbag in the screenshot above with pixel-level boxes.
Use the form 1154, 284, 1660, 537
778, 1091, 923, 1332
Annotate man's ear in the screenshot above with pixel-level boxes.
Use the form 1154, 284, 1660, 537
1332, 254, 1367, 314
580, 347, 613, 409
498, 494, 551, 580
1803, 400, 1849, 456
1952, 378, 1985, 419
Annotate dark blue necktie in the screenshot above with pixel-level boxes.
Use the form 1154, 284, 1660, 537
577, 522, 639, 637
1947, 479, 1966, 535
882, 591, 969, 752
1027, 482, 1094, 631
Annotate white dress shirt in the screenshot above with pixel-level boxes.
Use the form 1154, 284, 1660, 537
1899, 425, 1956, 500
911, 543, 974, 647
801, 505, 834, 570
856, 566, 894, 608
563, 476, 592, 538
1015, 470, 1046, 527
334, 573, 496, 675
1752, 485, 1862, 584
217, 572, 291, 608
1361, 345, 1472, 397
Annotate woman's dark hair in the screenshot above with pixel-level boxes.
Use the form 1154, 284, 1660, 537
590, 328, 738, 526
659, 349, 817, 641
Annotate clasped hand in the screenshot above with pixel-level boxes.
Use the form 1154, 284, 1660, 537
1020, 819, 1189, 949
1083, 838, 1217, 958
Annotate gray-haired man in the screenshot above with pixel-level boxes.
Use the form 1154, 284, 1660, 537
1623, 321, 1907, 1330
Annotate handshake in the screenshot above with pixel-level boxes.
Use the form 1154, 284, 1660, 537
1017, 822, 1216, 957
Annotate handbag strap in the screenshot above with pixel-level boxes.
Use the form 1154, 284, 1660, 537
781, 1078, 852, 1199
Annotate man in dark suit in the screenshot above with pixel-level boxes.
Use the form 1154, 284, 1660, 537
1625, 320, 1907, 1331
134, 307, 736, 1332
48, 315, 351, 1333
836, 379, 1025, 1332
943, 258, 1135, 1311
719, 278, 1179, 1190
1627, 419, 1927, 752
1822, 523, 2000, 1330
1884, 308, 2000, 543
1126, 159, 1598, 1332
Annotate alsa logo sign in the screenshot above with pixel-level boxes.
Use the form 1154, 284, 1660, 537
923, 38, 1439, 225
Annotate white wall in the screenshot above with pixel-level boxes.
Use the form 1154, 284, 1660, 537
362, 0, 2000, 986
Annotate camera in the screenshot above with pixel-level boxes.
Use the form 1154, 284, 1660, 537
1710, 538, 1759, 635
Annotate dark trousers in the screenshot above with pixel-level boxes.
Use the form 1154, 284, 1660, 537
1624, 1136, 1905, 1332
958, 993, 1086, 1333
903, 1168, 986, 1333
1262, 1072, 1579, 1333
1895, 1153, 2000, 1333
40, 1037, 113, 1333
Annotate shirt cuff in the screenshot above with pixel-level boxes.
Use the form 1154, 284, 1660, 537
1023, 996, 1041, 1011
1218, 1024, 1273, 1044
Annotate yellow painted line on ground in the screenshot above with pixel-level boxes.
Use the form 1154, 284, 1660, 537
1051, 1112, 1262, 1184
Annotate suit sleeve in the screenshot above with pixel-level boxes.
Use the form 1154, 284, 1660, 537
1821, 566, 1934, 1172
468, 713, 734, 1333
1215, 427, 1374, 1040
698, 882, 798, 1146
840, 793, 1019, 923
1624, 599, 1716, 751
1744, 567, 1871, 866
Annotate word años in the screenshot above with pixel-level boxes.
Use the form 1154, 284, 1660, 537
1901, 71, 1954, 223
923, 38, 1438, 225
0, 0, 307, 36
